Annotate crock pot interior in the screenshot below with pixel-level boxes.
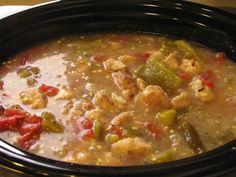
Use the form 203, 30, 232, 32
0, 0, 235, 177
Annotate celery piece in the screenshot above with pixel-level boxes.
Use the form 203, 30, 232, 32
158, 37, 176, 54
92, 120, 103, 140
175, 40, 203, 63
158, 109, 176, 126
41, 112, 64, 133
135, 56, 182, 92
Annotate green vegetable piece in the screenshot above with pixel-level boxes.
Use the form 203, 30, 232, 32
27, 77, 37, 86
92, 120, 103, 140
135, 55, 181, 92
177, 118, 205, 154
175, 40, 203, 63
105, 134, 119, 144
158, 37, 176, 53
41, 112, 64, 133
153, 148, 176, 163
17, 68, 32, 78
158, 109, 176, 126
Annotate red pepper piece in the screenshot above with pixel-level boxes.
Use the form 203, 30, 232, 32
24, 115, 42, 124
81, 129, 94, 140
0, 116, 17, 131
135, 52, 150, 63
110, 125, 123, 138
39, 84, 59, 97
145, 122, 162, 140
4, 108, 27, 117
18, 132, 39, 149
19, 122, 42, 135
200, 70, 216, 88
201, 70, 216, 81
202, 79, 215, 88
76, 117, 93, 132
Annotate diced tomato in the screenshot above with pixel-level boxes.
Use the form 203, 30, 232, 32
91, 55, 106, 63
76, 117, 93, 132
18, 132, 38, 149
19, 122, 42, 135
202, 79, 215, 88
81, 129, 94, 140
179, 72, 190, 81
0, 80, 4, 90
215, 52, 226, 64
145, 122, 161, 140
39, 84, 59, 97
135, 52, 150, 63
4, 108, 27, 117
24, 115, 42, 124
110, 125, 123, 138
0, 116, 17, 131
201, 70, 216, 81
200, 70, 216, 88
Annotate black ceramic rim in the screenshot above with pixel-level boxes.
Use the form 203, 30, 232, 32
0, 0, 236, 177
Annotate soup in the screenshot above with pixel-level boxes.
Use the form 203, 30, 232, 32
0, 34, 235, 166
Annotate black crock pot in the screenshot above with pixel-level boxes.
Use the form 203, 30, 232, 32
0, 0, 236, 176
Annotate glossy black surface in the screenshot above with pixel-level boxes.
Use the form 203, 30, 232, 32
0, 0, 236, 176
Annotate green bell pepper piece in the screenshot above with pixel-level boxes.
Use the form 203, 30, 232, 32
92, 120, 103, 140
41, 112, 64, 133
175, 40, 203, 63
105, 133, 119, 144
158, 109, 176, 126
177, 117, 205, 154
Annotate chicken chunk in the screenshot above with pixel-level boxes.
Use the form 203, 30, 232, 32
180, 59, 201, 74
111, 93, 127, 108
165, 52, 179, 69
111, 111, 134, 126
111, 137, 151, 155
103, 58, 126, 72
85, 109, 104, 121
171, 91, 191, 109
92, 90, 113, 110
118, 55, 136, 65
56, 88, 75, 100
112, 71, 137, 99
141, 85, 170, 108
19, 89, 48, 109
191, 77, 215, 102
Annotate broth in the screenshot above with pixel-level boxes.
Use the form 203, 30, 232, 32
0, 33, 235, 166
